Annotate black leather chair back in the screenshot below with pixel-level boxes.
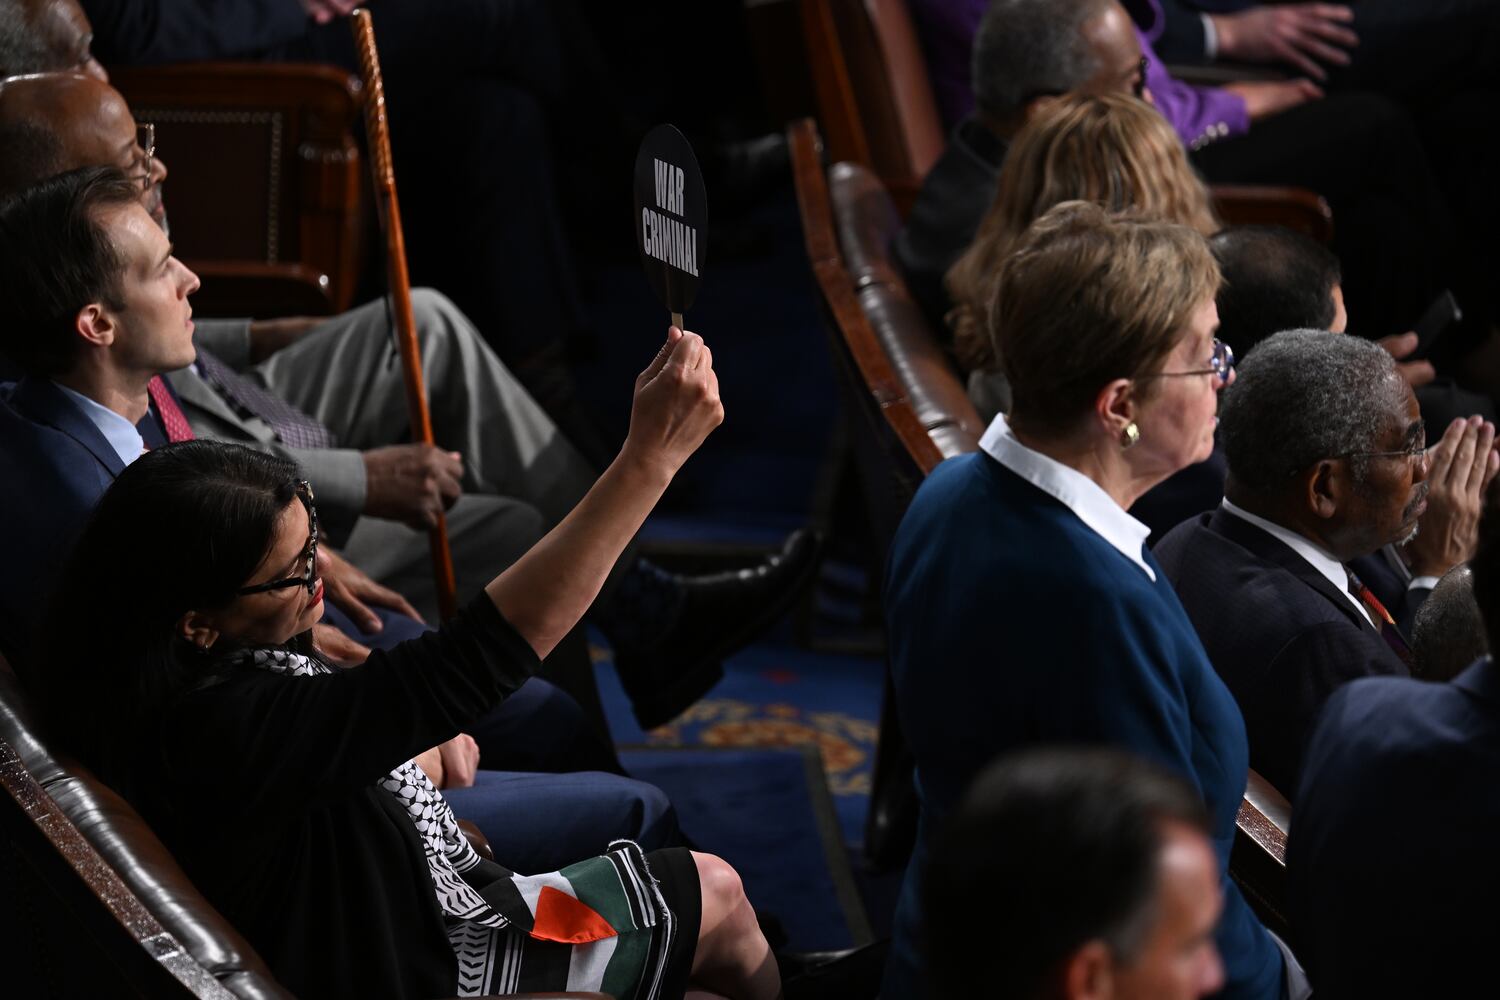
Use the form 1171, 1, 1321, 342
0, 655, 290, 998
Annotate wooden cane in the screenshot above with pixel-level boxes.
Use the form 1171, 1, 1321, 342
351, 9, 459, 621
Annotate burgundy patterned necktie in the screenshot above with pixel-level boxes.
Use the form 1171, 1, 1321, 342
147, 375, 195, 442
1346, 567, 1416, 669
193, 349, 335, 449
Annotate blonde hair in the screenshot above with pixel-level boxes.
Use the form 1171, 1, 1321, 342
947, 93, 1219, 372
994, 201, 1220, 434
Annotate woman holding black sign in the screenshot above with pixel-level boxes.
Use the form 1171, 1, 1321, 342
35, 330, 781, 999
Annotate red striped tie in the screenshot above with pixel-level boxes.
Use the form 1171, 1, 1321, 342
147, 375, 195, 443
1346, 567, 1415, 669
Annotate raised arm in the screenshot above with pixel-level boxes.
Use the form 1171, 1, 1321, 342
485, 327, 722, 659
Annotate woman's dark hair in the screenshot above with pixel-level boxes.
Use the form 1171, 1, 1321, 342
924, 747, 1210, 999
35, 442, 304, 784
0, 164, 138, 377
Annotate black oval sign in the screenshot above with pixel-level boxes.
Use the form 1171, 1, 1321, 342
634, 124, 708, 318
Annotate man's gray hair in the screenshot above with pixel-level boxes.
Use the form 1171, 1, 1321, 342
1220, 329, 1405, 494
972, 0, 1112, 121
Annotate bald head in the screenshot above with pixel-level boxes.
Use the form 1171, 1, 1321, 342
0, 72, 164, 224
972, 0, 1141, 133
1413, 566, 1488, 683
0, 0, 105, 80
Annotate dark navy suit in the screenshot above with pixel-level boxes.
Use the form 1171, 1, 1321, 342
0, 376, 424, 665
0, 377, 678, 867
1289, 656, 1500, 997
1154, 508, 1410, 797
0, 380, 114, 666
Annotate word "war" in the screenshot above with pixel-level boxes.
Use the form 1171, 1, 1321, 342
641, 157, 700, 276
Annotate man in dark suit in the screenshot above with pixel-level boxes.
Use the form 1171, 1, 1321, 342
1287, 493, 1500, 997
1154, 330, 1496, 795
895, 0, 1146, 333
0, 166, 689, 873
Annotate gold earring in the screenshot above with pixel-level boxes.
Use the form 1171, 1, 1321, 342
1121, 422, 1140, 450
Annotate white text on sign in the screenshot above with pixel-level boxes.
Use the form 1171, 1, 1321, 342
641, 157, 699, 277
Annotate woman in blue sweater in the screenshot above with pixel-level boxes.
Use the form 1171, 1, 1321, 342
883, 202, 1290, 999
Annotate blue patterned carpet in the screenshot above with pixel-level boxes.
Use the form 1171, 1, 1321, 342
576, 177, 907, 949
594, 629, 883, 848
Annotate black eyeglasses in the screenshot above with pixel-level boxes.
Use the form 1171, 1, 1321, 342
1141, 339, 1235, 382
1134, 56, 1150, 99
237, 481, 319, 596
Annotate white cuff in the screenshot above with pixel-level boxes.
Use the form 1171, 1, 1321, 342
1201, 13, 1219, 60
1267, 928, 1312, 1000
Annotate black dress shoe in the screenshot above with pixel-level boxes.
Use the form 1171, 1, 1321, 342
781, 940, 891, 1000
613, 529, 823, 729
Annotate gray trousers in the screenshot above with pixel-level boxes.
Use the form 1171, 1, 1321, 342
253, 290, 602, 618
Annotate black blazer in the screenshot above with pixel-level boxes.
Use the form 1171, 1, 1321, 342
80, 0, 310, 64
1153, 507, 1409, 795
891, 117, 1007, 336
1289, 656, 1500, 997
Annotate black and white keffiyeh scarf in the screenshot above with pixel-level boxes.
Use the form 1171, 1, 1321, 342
225, 646, 516, 928
225, 646, 684, 998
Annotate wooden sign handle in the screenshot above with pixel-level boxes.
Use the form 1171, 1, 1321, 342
352, 9, 459, 621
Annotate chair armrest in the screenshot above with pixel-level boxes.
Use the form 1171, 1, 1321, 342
456, 819, 495, 862
112, 62, 366, 314
1230, 768, 1291, 938
1210, 184, 1334, 244
186, 261, 337, 319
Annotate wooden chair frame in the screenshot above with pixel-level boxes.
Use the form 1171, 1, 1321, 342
112, 62, 367, 318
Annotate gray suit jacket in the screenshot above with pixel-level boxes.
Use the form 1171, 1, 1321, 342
171, 318, 366, 541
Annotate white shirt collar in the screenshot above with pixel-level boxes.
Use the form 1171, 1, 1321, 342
51, 380, 144, 468
979, 414, 1155, 580
1219, 499, 1375, 626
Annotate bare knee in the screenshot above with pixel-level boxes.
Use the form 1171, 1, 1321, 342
690, 852, 779, 999
693, 851, 750, 930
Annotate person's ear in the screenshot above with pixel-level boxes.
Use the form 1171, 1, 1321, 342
177, 610, 221, 652
1303, 458, 1348, 520
75, 302, 117, 349
1094, 377, 1137, 445
1060, 940, 1115, 1000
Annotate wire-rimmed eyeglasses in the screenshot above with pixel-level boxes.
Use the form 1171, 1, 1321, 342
128, 122, 155, 184
1140, 339, 1234, 382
